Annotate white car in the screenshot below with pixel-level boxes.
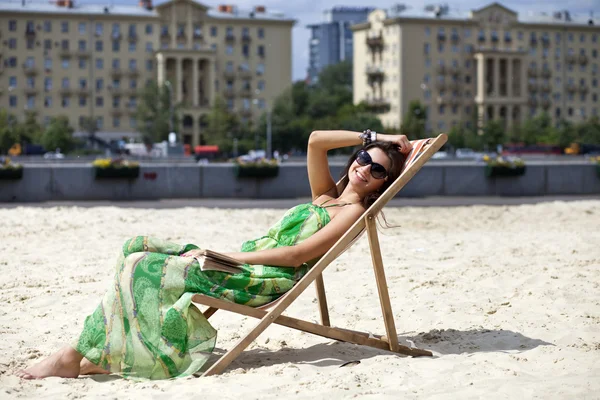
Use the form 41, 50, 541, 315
43, 152, 65, 159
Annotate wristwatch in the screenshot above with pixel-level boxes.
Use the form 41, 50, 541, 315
359, 129, 377, 146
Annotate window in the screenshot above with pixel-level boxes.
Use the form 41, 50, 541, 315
113, 117, 120, 128
79, 58, 87, 69
128, 42, 137, 52
44, 96, 52, 108
226, 26, 234, 37
96, 78, 104, 90
146, 42, 153, 53
112, 23, 121, 39
44, 58, 52, 70
79, 22, 86, 34
568, 33, 574, 42
26, 76, 35, 88
96, 41, 103, 52
257, 80, 265, 91
113, 96, 121, 108
9, 20, 17, 31
439, 105, 445, 115
96, 58, 104, 69
437, 43, 444, 53
146, 60, 153, 71
464, 28, 471, 38
62, 78, 70, 88
44, 39, 52, 50
112, 58, 120, 69
452, 45, 459, 53
62, 96, 70, 107
425, 27, 431, 37
258, 27, 264, 39
130, 79, 137, 89
61, 58, 70, 69
44, 77, 52, 91
226, 45, 233, 55
43, 20, 51, 32
242, 44, 250, 57
96, 97, 104, 107
258, 45, 265, 57
425, 58, 431, 68
61, 21, 69, 33
95, 22, 103, 36
112, 40, 120, 52
61, 39, 69, 50
145, 24, 153, 34
129, 59, 137, 70
580, 33, 585, 43
210, 26, 217, 37
79, 96, 86, 107
9, 96, 17, 107
257, 63, 265, 75
8, 39, 16, 49
26, 96, 35, 110
424, 43, 430, 55
129, 117, 137, 128
26, 38, 35, 50
8, 57, 17, 68
9, 76, 17, 88
79, 78, 87, 89
97, 117, 104, 129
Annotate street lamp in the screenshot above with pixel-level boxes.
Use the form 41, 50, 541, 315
253, 91, 272, 159
164, 80, 176, 144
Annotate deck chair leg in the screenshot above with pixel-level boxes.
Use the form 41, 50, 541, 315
315, 274, 331, 326
365, 215, 400, 353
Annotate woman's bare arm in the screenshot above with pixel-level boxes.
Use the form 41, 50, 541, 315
224, 204, 365, 267
307, 130, 364, 200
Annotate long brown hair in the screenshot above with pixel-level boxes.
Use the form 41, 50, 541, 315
338, 142, 407, 209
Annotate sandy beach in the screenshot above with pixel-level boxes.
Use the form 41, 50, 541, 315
1, 200, 599, 399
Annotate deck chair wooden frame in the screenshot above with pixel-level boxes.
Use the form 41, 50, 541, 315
193, 133, 448, 376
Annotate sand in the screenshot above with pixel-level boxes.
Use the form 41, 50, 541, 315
0, 201, 599, 399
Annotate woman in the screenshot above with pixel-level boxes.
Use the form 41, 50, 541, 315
17, 130, 412, 380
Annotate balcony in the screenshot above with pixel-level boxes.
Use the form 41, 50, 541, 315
528, 82, 538, 92
127, 87, 139, 96
128, 33, 138, 42
225, 33, 235, 42
540, 82, 552, 92
238, 69, 252, 79
239, 87, 252, 97
565, 83, 577, 92
565, 54, 576, 64
75, 50, 91, 58
111, 108, 123, 117
223, 70, 236, 79
449, 65, 460, 76
241, 34, 251, 43
25, 29, 36, 39
579, 84, 588, 94
108, 86, 123, 94
451, 33, 460, 42
528, 97, 538, 107
364, 98, 390, 112
223, 87, 235, 98
160, 31, 170, 40
541, 36, 550, 47
193, 31, 203, 40
127, 68, 140, 77
478, 34, 485, 42
527, 67, 538, 77
366, 34, 383, 48
437, 32, 446, 41
112, 32, 122, 40
530, 37, 538, 46
59, 47, 72, 57
111, 68, 123, 78
540, 68, 551, 78
24, 87, 38, 95
366, 65, 384, 79
176, 32, 186, 42
59, 86, 72, 95
77, 87, 91, 96
23, 65, 38, 75
579, 54, 588, 65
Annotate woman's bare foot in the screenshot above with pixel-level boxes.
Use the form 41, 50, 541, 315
80, 358, 110, 376
15, 346, 83, 380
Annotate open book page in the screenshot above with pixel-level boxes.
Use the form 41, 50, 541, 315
192, 249, 245, 274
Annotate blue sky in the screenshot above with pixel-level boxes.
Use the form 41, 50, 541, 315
92, 0, 597, 80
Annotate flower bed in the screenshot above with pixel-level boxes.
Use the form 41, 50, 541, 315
0, 157, 24, 180
92, 158, 140, 179
483, 155, 526, 178
233, 159, 279, 178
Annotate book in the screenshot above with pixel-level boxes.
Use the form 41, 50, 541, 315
192, 249, 245, 274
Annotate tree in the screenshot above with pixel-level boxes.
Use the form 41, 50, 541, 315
40, 115, 76, 153
15, 111, 42, 144
136, 81, 181, 143
0, 110, 19, 154
80, 116, 98, 140
400, 100, 427, 139
204, 96, 240, 153
481, 120, 505, 150
519, 112, 554, 145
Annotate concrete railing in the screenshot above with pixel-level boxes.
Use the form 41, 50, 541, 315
1, 162, 599, 202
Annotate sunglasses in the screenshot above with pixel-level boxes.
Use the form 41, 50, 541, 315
355, 150, 388, 180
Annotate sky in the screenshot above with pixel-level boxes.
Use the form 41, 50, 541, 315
82, 0, 598, 80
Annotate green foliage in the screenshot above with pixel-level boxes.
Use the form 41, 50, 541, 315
80, 116, 99, 138
400, 100, 428, 139
481, 120, 505, 149
40, 115, 76, 153
203, 96, 245, 153
0, 110, 19, 154
136, 81, 181, 143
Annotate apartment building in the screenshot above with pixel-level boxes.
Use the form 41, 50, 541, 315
352, 3, 600, 133
306, 7, 373, 84
0, 0, 294, 145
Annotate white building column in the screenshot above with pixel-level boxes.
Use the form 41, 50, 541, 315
208, 58, 215, 106
507, 57, 513, 98
156, 53, 165, 87
476, 54, 486, 102
493, 57, 500, 97
192, 58, 199, 107
176, 57, 183, 103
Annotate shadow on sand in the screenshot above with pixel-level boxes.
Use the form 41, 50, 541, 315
203, 328, 553, 372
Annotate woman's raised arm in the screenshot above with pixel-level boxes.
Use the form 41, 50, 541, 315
306, 130, 364, 199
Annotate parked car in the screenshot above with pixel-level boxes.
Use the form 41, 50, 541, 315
43, 151, 65, 160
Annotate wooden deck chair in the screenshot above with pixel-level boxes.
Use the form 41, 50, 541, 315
193, 133, 448, 376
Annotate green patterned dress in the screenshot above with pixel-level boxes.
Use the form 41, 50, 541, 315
74, 202, 338, 380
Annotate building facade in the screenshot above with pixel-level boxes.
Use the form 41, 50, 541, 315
306, 7, 373, 84
352, 3, 600, 133
0, 0, 294, 145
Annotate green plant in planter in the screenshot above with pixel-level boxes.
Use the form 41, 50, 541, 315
233, 158, 279, 178
0, 157, 24, 180
483, 155, 526, 178
92, 158, 140, 179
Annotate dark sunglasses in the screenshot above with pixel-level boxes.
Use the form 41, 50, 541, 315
355, 150, 388, 180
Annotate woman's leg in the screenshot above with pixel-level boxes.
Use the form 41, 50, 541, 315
79, 358, 109, 375
15, 346, 83, 380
